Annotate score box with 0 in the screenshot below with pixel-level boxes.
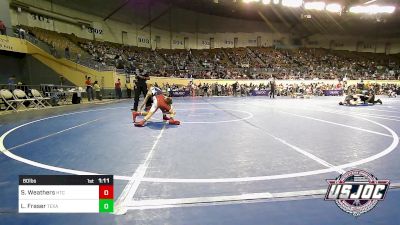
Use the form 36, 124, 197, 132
99, 185, 113, 213
19, 175, 114, 213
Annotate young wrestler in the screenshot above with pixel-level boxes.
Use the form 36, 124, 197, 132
132, 86, 180, 127
339, 92, 382, 106
339, 94, 359, 106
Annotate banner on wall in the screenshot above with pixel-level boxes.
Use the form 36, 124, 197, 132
251, 90, 270, 96
172, 40, 183, 45
201, 40, 210, 46
138, 36, 150, 44
170, 90, 190, 97
91, 22, 103, 39
323, 90, 343, 96
0, 36, 28, 53
225, 40, 234, 46
29, 13, 54, 30
248, 39, 257, 46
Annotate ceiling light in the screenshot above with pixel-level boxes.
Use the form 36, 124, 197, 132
325, 3, 342, 13
304, 1, 325, 11
349, 5, 395, 14
262, 0, 271, 4
281, 0, 303, 8
242, 0, 259, 3
379, 6, 395, 13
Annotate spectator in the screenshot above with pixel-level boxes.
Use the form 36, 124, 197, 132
7, 76, 16, 91
0, 20, 6, 35
65, 46, 70, 59
17, 26, 26, 39
59, 76, 65, 86
232, 81, 238, 97
269, 76, 276, 99
125, 79, 132, 98
50, 41, 56, 56
93, 81, 101, 100
115, 78, 122, 99
132, 67, 151, 111
85, 76, 94, 101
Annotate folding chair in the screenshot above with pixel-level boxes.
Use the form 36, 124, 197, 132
31, 89, 52, 107
0, 89, 25, 111
13, 89, 38, 109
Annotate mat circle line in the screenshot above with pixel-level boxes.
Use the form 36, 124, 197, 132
0, 106, 398, 183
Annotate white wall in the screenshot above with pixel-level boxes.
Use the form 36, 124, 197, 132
10, 0, 293, 50
9, 0, 400, 54
305, 34, 400, 54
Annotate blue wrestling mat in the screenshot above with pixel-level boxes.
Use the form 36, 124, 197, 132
349, 103, 373, 106
1, 96, 400, 225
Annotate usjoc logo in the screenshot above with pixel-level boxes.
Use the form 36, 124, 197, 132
325, 169, 390, 216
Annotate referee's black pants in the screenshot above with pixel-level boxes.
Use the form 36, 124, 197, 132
133, 85, 152, 111
270, 88, 275, 98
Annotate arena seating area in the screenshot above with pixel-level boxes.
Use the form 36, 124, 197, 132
154, 80, 399, 98
23, 26, 85, 58
22, 26, 400, 81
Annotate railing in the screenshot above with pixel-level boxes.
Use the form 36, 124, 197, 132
3, 26, 111, 72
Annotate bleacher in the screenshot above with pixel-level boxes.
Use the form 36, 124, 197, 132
17, 26, 400, 80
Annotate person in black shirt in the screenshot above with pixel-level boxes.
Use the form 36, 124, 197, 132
0, 20, 6, 35
359, 91, 382, 105
270, 76, 276, 99
232, 82, 238, 97
132, 68, 152, 111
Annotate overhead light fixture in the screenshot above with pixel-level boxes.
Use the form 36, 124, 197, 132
325, 3, 342, 13
380, 6, 396, 13
349, 5, 370, 13
281, 0, 302, 8
349, 5, 395, 14
242, 0, 259, 3
262, 0, 271, 4
304, 1, 326, 11
364, 0, 377, 5
273, 0, 280, 4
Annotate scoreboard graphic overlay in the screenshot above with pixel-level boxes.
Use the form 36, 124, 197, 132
18, 175, 114, 213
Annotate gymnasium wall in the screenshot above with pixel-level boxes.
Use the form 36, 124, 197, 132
8, 0, 400, 53
7, 0, 302, 50
0, 50, 26, 84
0, 0, 12, 30
305, 34, 400, 54
0, 50, 67, 85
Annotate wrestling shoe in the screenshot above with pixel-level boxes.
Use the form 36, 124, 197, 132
377, 99, 383, 104
134, 120, 146, 127
132, 112, 140, 123
169, 119, 180, 125
163, 114, 170, 121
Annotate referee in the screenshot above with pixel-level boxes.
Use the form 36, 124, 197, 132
132, 68, 152, 111
269, 76, 276, 99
